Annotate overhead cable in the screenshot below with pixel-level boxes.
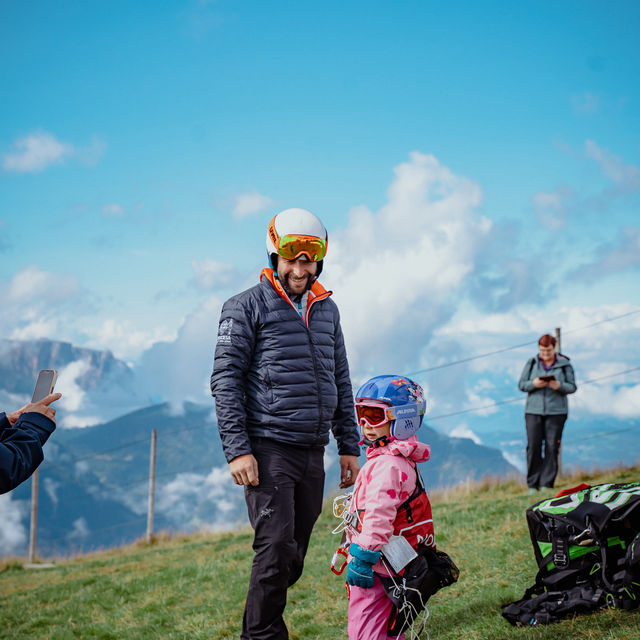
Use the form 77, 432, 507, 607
407, 308, 640, 377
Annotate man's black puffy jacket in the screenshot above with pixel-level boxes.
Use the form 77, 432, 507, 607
211, 269, 360, 463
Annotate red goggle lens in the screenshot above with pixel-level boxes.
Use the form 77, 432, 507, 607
355, 404, 388, 427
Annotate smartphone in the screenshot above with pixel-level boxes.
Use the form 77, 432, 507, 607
32, 369, 58, 402
539, 375, 556, 382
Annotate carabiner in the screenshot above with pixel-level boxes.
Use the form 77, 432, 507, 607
331, 547, 349, 575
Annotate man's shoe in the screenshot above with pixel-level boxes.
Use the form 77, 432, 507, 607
528, 487, 539, 495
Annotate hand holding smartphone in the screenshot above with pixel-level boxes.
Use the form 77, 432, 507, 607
6, 370, 61, 426
539, 375, 556, 383
32, 369, 58, 402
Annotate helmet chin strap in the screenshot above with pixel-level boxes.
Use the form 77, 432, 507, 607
361, 434, 395, 449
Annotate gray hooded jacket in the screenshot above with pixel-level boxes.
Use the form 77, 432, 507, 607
518, 354, 577, 415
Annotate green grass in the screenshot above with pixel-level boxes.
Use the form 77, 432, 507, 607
2, 467, 640, 639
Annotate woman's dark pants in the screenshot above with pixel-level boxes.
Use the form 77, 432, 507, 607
525, 413, 567, 489
241, 437, 325, 640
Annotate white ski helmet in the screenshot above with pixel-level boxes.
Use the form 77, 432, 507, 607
266, 208, 328, 275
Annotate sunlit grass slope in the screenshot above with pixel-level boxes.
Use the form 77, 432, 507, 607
1, 466, 639, 639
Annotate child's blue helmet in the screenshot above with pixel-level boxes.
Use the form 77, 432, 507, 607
355, 375, 426, 440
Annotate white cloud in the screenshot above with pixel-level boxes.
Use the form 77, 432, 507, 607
44, 477, 61, 507
449, 424, 482, 444
325, 151, 490, 374
5, 265, 80, 305
191, 259, 234, 290
0, 494, 28, 553
232, 192, 275, 218
62, 414, 102, 429
67, 517, 90, 540
11, 319, 60, 341
101, 203, 125, 216
2, 131, 73, 173
532, 191, 563, 212
462, 379, 502, 418
76, 136, 106, 167
85, 319, 176, 361
501, 451, 526, 474
51, 353, 143, 426
573, 379, 640, 420
154, 465, 245, 529
74, 461, 91, 477
136, 294, 224, 407
2, 131, 105, 174
585, 140, 640, 192
0, 266, 81, 342
531, 185, 575, 230
57, 359, 91, 413
571, 92, 599, 115
571, 227, 640, 282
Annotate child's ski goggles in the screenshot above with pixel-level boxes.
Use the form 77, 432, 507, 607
268, 220, 327, 262
355, 399, 424, 427
355, 401, 392, 427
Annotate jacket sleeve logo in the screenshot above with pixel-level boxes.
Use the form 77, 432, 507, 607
217, 318, 233, 344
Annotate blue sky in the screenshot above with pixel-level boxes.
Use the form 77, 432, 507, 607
1, 1, 639, 461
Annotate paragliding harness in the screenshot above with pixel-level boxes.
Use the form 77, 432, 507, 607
502, 482, 640, 626
331, 464, 458, 638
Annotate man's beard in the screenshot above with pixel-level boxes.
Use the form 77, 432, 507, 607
282, 273, 313, 299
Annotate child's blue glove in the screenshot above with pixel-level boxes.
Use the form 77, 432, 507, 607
346, 543, 381, 588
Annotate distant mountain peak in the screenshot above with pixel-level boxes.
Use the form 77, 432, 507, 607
0, 338, 133, 394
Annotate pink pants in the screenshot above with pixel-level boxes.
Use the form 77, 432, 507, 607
348, 574, 406, 640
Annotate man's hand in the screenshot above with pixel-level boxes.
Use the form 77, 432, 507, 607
339, 455, 360, 488
229, 454, 259, 486
7, 393, 62, 427
532, 377, 548, 389
548, 380, 561, 391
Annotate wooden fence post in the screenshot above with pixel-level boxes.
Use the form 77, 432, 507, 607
28, 469, 38, 563
555, 327, 563, 478
146, 429, 157, 544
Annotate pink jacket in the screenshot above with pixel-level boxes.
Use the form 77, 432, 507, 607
347, 436, 433, 572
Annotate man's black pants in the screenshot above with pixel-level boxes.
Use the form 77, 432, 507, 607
525, 413, 567, 489
241, 437, 325, 640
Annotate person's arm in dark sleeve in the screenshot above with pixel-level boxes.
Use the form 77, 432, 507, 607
210, 297, 257, 463
330, 312, 360, 457
0, 412, 56, 494
518, 358, 536, 393
560, 362, 577, 395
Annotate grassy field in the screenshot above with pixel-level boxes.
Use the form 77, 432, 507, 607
1, 466, 639, 640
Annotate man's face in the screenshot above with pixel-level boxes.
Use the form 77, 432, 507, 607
276, 256, 318, 296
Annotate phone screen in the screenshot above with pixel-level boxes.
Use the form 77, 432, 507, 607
32, 369, 58, 402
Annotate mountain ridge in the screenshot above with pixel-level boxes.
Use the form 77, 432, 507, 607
1, 338, 518, 558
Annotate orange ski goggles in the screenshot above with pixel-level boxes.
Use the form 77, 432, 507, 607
268, 219, 327, 262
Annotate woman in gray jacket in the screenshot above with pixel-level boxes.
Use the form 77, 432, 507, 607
518, 334, 577, 493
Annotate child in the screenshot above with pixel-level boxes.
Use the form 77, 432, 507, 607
342, 375, 435, 640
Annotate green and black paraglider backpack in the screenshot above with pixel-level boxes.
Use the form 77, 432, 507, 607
502, 482, 640, 626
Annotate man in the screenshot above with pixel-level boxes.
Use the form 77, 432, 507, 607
0, 392, 61, 494
211, 208, 360, 640
518, 334, 576, 493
